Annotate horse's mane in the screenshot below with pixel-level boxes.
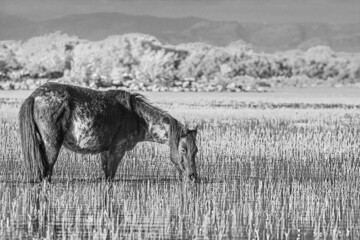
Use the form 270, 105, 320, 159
130, 93, 184, 147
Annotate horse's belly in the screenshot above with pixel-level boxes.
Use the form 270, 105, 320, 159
64, 117, 111, 154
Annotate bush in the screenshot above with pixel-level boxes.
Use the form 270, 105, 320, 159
0, 32, 359, 91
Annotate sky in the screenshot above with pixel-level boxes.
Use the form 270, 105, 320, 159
1, 0, 360, 23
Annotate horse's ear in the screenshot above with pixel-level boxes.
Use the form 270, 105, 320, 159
190, 125, 198, 138
180, 125, 187, 137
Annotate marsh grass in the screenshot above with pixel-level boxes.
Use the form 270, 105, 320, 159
1, 97, 360, 239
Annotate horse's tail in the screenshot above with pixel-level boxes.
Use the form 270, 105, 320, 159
18, 96, 46, 182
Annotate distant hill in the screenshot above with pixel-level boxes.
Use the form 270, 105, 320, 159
1, 12, 360, 52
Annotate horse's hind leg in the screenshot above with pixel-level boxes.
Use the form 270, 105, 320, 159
35, 125, 63, 181
42, 144, 62, 181
34, 98, 67, 181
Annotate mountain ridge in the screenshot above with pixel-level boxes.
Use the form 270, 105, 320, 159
1, 12, 360, 52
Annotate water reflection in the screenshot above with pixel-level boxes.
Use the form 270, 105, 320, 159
1, 173, 360, 239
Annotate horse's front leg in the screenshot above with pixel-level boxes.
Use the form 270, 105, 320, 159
100, 147, 126, 181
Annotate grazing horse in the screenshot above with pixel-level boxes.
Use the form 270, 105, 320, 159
18, 82, 198, 182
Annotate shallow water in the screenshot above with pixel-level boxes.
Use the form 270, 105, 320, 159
1, 172, 360, 239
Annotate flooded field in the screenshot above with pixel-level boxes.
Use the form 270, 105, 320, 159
1, 89, 360, 239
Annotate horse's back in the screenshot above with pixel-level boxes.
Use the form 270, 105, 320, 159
32, 82, 105, 103
30, 82, 136, 154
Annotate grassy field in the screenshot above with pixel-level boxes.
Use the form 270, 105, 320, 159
1, 87, 360, 239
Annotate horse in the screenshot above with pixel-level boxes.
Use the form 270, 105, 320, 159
18, 82, 198, 182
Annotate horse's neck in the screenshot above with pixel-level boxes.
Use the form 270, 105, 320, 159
144, 116, 171, 145
131, 95, 181, 145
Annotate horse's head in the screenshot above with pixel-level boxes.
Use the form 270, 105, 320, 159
170, 125, 199, 181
